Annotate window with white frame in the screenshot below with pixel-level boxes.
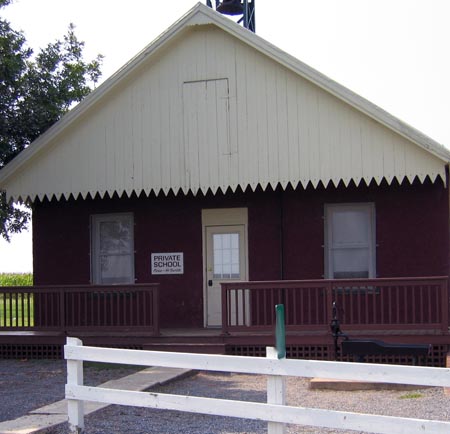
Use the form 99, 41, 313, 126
325, 203, 375, 279
91, 213, 135, 284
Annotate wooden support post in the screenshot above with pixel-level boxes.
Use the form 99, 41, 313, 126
67, 337, 85, 434
266, 346, 286, 434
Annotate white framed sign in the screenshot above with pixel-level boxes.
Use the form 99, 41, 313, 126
151, 252, 184, 275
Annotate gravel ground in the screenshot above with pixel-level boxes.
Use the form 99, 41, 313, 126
1, 359, 450, 433
0, 359, 140, 423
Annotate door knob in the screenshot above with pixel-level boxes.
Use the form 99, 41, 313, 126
208, 279, 213, 287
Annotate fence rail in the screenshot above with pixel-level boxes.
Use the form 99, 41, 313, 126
221, 276, 449, 334
0, 284, 159, 335
65, 338, 450, 434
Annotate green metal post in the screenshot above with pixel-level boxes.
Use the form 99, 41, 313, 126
275, 304, 286, 359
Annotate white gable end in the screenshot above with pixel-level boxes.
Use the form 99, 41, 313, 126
0, 5, 448, 202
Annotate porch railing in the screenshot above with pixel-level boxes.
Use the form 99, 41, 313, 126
221, 277, 449, 335
0, 284, 159, 335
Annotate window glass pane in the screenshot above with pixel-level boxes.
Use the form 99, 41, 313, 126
92, 214, 134, 284
231, 233, 239, 249
222, 263, 231, 277
327, 205, 374, 279
332, 248, 369, 279
212, 232, 240, 279
99, 220, 132, 254
331, 209, 369, 246
214, 234, 222, 250
231, 262, 239, 278
214, 245, 222, 262
222, 249, 231, 265
99, 255, 133, 284
223, 234, 231, 249
231, 248, 239, 266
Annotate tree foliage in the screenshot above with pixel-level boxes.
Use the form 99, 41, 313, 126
0, 0, 103, 240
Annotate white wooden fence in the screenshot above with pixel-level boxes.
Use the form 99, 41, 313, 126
65, 337, 450, 434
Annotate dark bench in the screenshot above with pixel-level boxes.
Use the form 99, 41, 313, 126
341, 339, 431, 365
330, 302, 431, 365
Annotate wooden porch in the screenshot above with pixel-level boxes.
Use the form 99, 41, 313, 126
0, 277, 449, 364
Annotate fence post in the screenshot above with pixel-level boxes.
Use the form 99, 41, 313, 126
275, 304, 286, 359
67, 337, 84, 434
266, 346, 286, 434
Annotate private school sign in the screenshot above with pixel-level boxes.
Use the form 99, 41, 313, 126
151, 252, 184, 275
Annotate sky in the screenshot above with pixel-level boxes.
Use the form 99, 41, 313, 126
0, 0, 449, 273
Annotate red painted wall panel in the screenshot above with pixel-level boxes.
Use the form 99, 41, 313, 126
32, 178, 448, 327
33, 189, 283, 327
281, 178, 448, 279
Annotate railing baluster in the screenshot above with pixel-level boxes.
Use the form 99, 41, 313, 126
59, 289, 65, 331
442, 279, 449, 333
130, 288, 134, 327
136, 291, 141, 327
396, 285, 400, 324
19, 292, 24, 327
379, 284, 384, 325
143, 291, 148, 326
419, 285, 424, 324
122, 288, 126, 327
96, 289, 101, 327
153, 285, 160, 335
79, 291, 83, 327
307, 286, 311, 325
299, 287, 304, 325
263, 289, 267, 326
404, 285, 408, 324
5, 292, 9, 327
75, 291, 79, 327
1, 292, 4, 327
256, 289, 260, 326
430, 284, 435, 324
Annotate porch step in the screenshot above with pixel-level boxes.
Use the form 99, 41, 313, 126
143, 342, 226, 354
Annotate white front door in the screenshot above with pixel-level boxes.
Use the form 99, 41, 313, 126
202, 209, 248, 328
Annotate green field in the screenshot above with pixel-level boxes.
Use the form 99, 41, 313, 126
0, 273, 34, 327
0, 273, 33, 287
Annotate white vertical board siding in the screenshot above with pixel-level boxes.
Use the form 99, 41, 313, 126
2, 25, 446, 203
182, 78, 230, 194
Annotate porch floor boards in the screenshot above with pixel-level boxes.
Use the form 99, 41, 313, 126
1, 327, 449, 349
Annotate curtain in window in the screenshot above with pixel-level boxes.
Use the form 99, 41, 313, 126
92, 214, 134, 284
326, 204, 375, 279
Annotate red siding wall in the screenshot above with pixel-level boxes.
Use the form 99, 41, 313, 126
33, 178, 448, 327
33, 188, 282, 327
282, 178, 449, 279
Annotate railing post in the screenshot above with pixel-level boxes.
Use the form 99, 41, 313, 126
221, 283, 229, 335
66, 337, 84, 434
266, 346, 286, 434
